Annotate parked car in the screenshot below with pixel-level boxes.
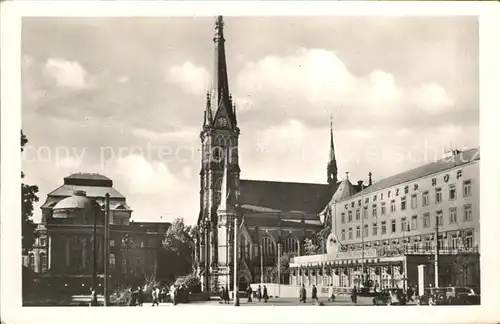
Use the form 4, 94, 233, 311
416, 287, 448, 305
445, 286, 479, 305
372, 288, 407, 306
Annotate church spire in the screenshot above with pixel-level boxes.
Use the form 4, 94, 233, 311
204, 91, 213, 127
327, 114, 338, 185
211, 16, 235, 128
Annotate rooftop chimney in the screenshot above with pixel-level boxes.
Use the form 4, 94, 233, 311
357, 180, 363, 189
368, 172, 373, 186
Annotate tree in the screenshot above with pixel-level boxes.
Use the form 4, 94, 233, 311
21, 131, 39, 255
303, 238, 319, 256
264, 251, 297, 284
159, 218, 195, 283
316, 224, 331, 254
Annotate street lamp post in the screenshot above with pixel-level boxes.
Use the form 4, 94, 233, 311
91, 203, 98, 306
260, 244, 264, 285
103, 193, 110, 306
233, 217, 239, 306
434, 215, 440, 288
277, 243, 281, 297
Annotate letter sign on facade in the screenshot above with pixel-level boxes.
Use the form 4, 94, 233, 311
404, 186, 409, 194
444, 174, 450, 183
457, 170, 462, 179
395, 188, 400, 196
432, 178, 437, 186
414, 184, 418, 191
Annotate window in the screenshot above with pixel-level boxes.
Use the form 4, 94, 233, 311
348, 228, 353, 240
401, 218, 408, 232
109, 253, 116, 270
401, 197, 407, 211
140, 240, 145, 248
372, 223, 378, 236
372, 204, 377, 218
356, 209, 360, 221
391, 220, 396, 233
464, 232, 473, 248
348, 210, 353, 222
363, 224, 369, 237
341, 213, 345, 224
449, 207, 457, 224
435, 188, 442, 204
381, 202, 386, 215
411, 194, 417, 209
463, 180, 472, 197
363, 206, 368, 219
341, 229, 346, 241
438, 236, 446, 250
411, 215, 418, 230
261, 236, 276, 257
381, 221, 387, 235
284, 235, 299, 254
39, 253, 47, 272
450, 235, 459, 249
122, 259, 127, 274
449, 184, 456, 200
110, 239, 115, 247
390, 200, 396, 213
423, 213, 430, 228
436, 210, 443, 226
464, 205, 473, 222
40, 238, 46, 247
423, 191, 429, 206
356, 226, 361, 238
28, 253, 35, 271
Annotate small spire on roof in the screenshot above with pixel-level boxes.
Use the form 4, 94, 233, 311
345, 172, 349, 181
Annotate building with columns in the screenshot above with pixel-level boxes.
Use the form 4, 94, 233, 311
194, 16, 349, 292
24, 173, 170, 296
289, 148, 480, 292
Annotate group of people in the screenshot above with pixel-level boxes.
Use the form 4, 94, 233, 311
299, 284, 322, 305
127, 284, 189, 306
219, 284, 270, 304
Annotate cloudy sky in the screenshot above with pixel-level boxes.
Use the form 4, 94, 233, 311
21, 16, 479, 225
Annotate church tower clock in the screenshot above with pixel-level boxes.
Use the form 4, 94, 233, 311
197, 16, 241, 292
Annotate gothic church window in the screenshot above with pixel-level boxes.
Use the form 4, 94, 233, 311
39, 252, 47, 273
283, 235, 299, 254
260, 236, 276, 258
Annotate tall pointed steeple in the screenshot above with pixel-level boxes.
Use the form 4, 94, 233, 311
211, 16, 235, 128
327, 114, 338, 185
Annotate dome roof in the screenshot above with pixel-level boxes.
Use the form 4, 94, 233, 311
53, 193, 93, 210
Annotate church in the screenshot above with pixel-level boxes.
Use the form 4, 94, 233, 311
193, 16, 356, 292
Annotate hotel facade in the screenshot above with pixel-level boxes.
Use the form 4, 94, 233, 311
289, 148, 480, 291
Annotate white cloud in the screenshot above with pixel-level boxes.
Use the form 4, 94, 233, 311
131, 127, 198, 142
44, 58, 90, 89
116, 76, 130, 83
235, 48, 455, 121
168, 61, 210, 95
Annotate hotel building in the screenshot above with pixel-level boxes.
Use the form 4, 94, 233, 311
289, 148, 480, 291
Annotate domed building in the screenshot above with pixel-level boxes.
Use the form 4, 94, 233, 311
25, 173, 171, 295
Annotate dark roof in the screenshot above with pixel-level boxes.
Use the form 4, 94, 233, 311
65, 173, 111, 181
47, 185, 125, 199
348, 148, 480, 200
239, 179, 335, 215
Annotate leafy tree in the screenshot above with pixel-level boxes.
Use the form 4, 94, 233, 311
316, 224, 331, 254
303, 238, 319, 256
264, 251, 297, 284
159, 218, 195, 283
21, 131, 39, 255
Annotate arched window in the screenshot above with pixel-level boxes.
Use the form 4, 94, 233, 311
239, 236, 251, 260
39, 253, 47, 273
109, 253, 116, 270
28, 253, 35, 272
260, 236, 276, 258
283, 235, 299, 255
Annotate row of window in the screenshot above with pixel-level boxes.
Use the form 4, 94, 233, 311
237, 235, 317, 258
341, 204, 474, 241
341, 180, 472, 224
27, 253, 47, 273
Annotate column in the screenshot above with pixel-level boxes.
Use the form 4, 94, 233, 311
417, 264, 426, 296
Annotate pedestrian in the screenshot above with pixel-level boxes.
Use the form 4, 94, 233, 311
351, 285, 358, 304
152, 286, 159, 306
328, 287, 336, 302
299, 284, 306, 303
257, 285, 262, 303
89, 288, 97, 306
173, 286, 179, 306
263, 285, 269, 303
219, 287, 224, 304
137, 286, 144, 306
311, 285, 319, 305
247, 285, 253, 302
406, 286, 413, 303
223, 286, 230, 304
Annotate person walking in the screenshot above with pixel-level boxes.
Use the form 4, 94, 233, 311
257, 285, 262, 303
351, 285, 358, 304
299, 284, 307, 303
311, 285, 319, 305
223, 286, 230, 304
263, 285, 269, 303
406, 286, 414, 303
151, 286, 159, 306
246, 285, 253, 302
